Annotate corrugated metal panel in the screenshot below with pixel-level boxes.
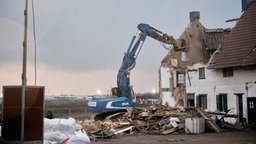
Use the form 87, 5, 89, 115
213, 0, 256, 68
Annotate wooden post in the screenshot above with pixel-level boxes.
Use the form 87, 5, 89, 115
195, 107, 223, 133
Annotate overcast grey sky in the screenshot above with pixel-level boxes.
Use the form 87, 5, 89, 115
0, 0, 241, 95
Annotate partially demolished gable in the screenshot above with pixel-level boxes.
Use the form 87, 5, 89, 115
161, 12, 231, 70
161, 12, 208, 69
206, 28, 231, 69
160, 11, 232, 107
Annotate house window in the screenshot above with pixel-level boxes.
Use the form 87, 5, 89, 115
249, 101, 254, 109
177, 72, 185, 86
198, 67, 205, 79
197, 94, 207, 109
216, 94, 228, 112
181, 52, 187, 61
223, 67, 233, 77
187, 93, 195, 107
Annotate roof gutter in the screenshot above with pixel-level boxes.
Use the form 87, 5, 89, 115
240, 61, 256, 67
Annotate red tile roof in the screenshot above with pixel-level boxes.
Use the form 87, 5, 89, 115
213, 0, 256, 68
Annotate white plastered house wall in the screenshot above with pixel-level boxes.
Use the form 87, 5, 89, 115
186, 62, 256, 121
159, 66, 175, 107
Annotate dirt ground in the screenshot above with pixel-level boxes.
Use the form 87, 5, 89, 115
90, 129, 256, 144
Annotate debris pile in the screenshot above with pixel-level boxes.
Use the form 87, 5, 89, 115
82, 105, 210, 138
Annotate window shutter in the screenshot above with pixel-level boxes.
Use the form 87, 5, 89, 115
216, 95, 220, 111
196, 95, 199, 107
223, 95, 228, 112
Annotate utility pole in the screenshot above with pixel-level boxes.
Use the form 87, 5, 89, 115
21, 0, 28, 142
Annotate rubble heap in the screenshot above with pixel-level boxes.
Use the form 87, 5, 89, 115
82, 105, 209, 138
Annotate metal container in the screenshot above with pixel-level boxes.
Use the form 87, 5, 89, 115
2, 85, 44, 143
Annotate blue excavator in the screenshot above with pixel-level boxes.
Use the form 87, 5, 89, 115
88, 23, 178, 113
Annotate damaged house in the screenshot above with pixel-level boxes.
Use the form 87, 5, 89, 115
159, 0, 256, 124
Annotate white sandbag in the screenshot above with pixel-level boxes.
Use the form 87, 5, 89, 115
44, 131, 69, 144
44, 118, 80, 136
67, 130, 90, 144
44, 118, 89, 143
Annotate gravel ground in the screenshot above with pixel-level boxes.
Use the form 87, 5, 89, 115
90, 129, 256, 144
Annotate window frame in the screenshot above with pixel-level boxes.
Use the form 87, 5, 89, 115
176, 72, 185, 86
216, 94, 228, 112
197, 94, 207, 109
198, 67, 205, 79
223, 67, 233, 77
187, 93, 195, 107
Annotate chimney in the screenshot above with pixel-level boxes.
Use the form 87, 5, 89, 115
241, 0, 253, 11
189, 11, 200, 22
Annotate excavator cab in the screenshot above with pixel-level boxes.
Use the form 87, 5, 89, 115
111, 87, 122, 96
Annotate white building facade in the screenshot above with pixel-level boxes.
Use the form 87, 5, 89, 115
186, 63, 256, 122
160, 5, 256, 124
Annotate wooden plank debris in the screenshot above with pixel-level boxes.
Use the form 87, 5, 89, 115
114, 126, 134, 135
161, 123, 185, 135
131, 120, 143, 133
195, 107, 223, 133
82, 105, 223, 139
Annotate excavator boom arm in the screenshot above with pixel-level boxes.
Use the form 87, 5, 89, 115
115, 23, 176, 101
137, 23, 176, 45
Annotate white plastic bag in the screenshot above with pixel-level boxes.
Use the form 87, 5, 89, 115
67, 130, 90, 144
44, 118, 86, 143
